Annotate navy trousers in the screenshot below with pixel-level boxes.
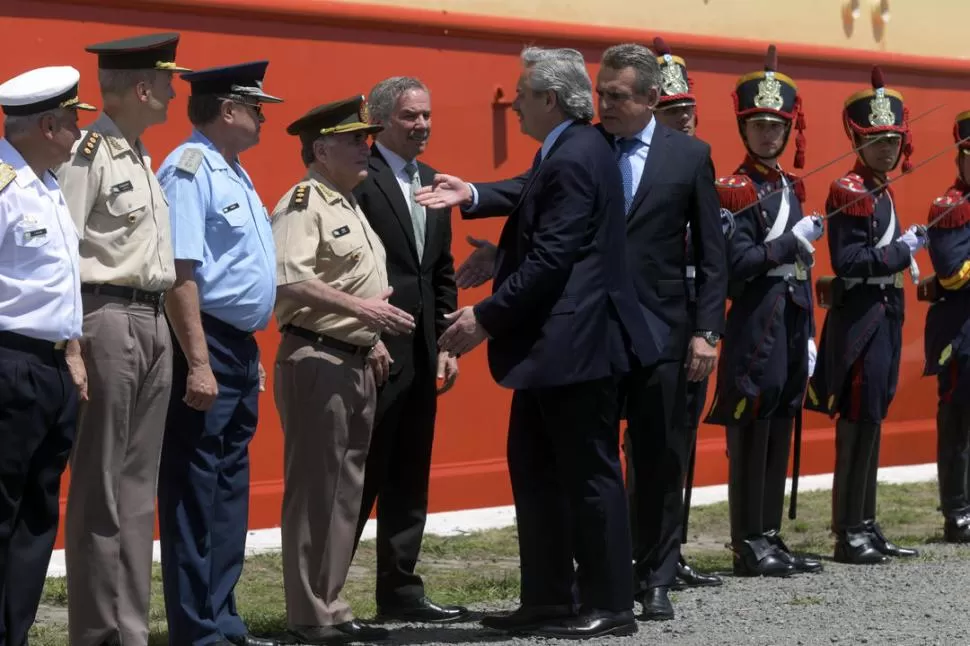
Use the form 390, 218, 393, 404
158, 314, 260, 645
0, 332, 76, 646
507, 376, 633, 613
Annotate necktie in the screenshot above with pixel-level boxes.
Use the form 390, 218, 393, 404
616, 137, 641, 214
403, 161, 426, 260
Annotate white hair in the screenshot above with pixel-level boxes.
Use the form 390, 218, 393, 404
521, 46, 594, 121
3, 108, 70, 138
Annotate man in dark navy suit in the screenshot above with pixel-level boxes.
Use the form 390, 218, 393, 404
417, 45, 656, 639
443, 43, 728, 620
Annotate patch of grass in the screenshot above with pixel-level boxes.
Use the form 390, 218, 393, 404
787, 594, 824, 606
29, 481, 950, 645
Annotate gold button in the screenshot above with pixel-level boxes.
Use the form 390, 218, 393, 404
352, 252, 361, 261
128, 214, 137, 223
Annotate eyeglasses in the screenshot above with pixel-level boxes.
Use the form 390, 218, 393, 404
221, 97, 262, 117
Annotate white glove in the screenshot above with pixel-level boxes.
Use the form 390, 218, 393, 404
897, 225, 927, 254
808, 338, 817, 377
791, 215, 824, 242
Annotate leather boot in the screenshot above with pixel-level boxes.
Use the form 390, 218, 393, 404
859, 423, 919, 558
944, 514, 970, 543
727, 422, 770, 545
674, 557, 722, 588
834, 530, 888, 565
764, 530, 822, 574
732, 537, 793, 577
937, 401, 970, 526
831, 419, 861, 537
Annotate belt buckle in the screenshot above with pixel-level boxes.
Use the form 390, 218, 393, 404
54, 340, 67, 350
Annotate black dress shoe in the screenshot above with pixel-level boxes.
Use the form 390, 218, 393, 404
533, 610, 637, 639
226, 635, 280, 646
866, 521, 919, 558
764, 531, 823, 574
833, 532, 889, 565
944, 516, 970, 543
638, 586, 674, 621
675, 558, 723, 588
290, 620, 390, 643
376, 596, 469, 623
480, 604, 574, 632
733, 538, 794, 577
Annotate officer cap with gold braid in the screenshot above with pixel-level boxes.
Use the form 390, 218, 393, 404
286, 95, 383, 143
0, 66, 96, 116
733, 44, 807, 168
85, 32, 191, 73
653, 37, 694, 111
843, 66, 912, 172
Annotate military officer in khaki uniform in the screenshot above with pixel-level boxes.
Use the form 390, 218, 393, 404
54, 33, 189, 646
272, 95, 415, 644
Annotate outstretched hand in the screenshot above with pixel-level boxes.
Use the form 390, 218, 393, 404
414, 174, 473, 209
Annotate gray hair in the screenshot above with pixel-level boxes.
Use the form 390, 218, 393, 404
368, 76, 428, 125
98, 68, 157, 97
520, 47, 594, 122
3, 109, 69, 139
601, 43, 662, 96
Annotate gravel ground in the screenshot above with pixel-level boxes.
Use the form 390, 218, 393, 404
358, 542, 967, 646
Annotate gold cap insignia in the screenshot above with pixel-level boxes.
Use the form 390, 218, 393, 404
754, 72, 784, 111
358, 98, 370, 124
868, 88, 895, 127
661, 59, 688, 96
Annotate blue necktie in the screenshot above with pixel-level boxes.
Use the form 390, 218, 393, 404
616, 137, 641, 214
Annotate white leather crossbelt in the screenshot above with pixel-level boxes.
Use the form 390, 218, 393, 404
843, 274, 902, 288
686, 265, 696, 279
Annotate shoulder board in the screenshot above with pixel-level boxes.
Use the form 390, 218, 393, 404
77, 131, 102, 162
929, 189, 970, 229
0, 163, 15, 193
288, 183, 311, 211
175, 148, 204, 176
828, 173, 872, 217
715, 174, 758, 214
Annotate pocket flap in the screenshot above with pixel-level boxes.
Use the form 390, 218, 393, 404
105, 190, 148, 218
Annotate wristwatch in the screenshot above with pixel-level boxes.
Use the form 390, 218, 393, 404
694, 330, 721, 347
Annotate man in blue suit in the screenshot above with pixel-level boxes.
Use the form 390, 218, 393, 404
432, 43, 728, 621
417, 46, 656, 639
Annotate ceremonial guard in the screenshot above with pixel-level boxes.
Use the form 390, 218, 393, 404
55, 33, 188, 646
705, 45, 823, 577
156, 62, 281, 646
0, 65, 93, 645
272, 96, 410, 644
919, 112, 970, 543
624, 36, 721, 589
807, 67, 923, 564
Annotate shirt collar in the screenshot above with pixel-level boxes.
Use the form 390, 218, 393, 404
94, 113, 147, 161
629, 116, 656, 148
541, 119, 575, 161
374, 140, 413, 177
0, 137, 54, 192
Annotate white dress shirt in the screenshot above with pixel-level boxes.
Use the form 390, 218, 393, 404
619, 116, 657, 199
0, 137, 82, 341
376, 140, 426, 222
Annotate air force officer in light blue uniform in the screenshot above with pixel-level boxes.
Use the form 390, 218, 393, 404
155, 61, 281, 646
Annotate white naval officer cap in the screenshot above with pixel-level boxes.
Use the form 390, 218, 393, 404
0, 66, 97, 117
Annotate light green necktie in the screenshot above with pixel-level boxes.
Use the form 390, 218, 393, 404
404, 161, 426, 260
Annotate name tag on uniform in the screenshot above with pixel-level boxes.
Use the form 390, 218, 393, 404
222, 203, 240, 214
110, 181, 133, 194
332, 225, 351, 238
24, 227, 47, 240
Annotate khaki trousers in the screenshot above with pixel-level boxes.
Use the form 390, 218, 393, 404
65, 294, 172, 646
274, 333, 376, 629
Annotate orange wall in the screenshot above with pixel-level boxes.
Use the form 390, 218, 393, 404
1, 0, 963, 546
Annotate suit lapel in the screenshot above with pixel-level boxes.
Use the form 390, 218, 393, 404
369, 146, 419, 259
627, 121, 670, 217
512, 123, 584, 213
